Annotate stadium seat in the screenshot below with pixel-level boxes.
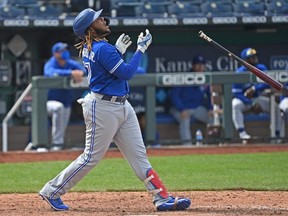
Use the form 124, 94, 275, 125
27, 5, 62, 18
8, 0, 38, 7
168, 1, 203, 17
0, 6, 25, 18
266, 0, 288, 15
70, 0, 93, 13
142, 0, 171, 5
110, 0, 143, 17
0, 0, 7, 7
201, 1, 235, 17
135, 3, 168, 17
233, 1, 266, 16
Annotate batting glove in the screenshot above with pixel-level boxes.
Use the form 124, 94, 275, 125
137, 29, 152, 53
115, 33, 132, 54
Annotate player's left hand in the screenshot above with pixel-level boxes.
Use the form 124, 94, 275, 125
115, 33, 132, 54
137, 29, 152, 53
244, 86, 255, 98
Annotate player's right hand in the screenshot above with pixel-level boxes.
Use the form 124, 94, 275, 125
137, 29, 152, 53
71, 70, 84, 83
115, 33, 132, 54
244, 86, 255, 98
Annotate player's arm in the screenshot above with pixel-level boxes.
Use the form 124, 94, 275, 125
44, 61, 72, 77
253, 64, 270, 92
232, 83, 253, 104
99, 44, 143, 80
99, 29, 152, 80
170, 87, 186, 111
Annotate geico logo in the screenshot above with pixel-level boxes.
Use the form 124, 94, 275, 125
162, 74, 206, 85
257, 72, 288, 83
274, 71, 288, 82
4, 19, 29, 26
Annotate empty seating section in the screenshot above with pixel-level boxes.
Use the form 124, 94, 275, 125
110, 0, 288, 18
0, 0, 287, 19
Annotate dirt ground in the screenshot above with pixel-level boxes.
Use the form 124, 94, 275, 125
1, 144, 288, 216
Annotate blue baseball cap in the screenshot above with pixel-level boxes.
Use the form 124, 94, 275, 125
73, 8, 103, 39
52, 42, 68, 53
192, 55, 206, 64
241, 48, 257, 59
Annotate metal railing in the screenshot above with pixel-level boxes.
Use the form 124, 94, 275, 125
2, 83, 32, 152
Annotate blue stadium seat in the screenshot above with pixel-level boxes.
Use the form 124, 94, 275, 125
27, 5, 62, 18
8, 0, 38, 7
266, 0, 288, 15
135, 3, 168, 17
0, 6, 25, 18
0, 0, 7, 7
233, 1, 266, 16
201, 1, 235, 17
168, 1, 203, 17
110, 0, 143, 17
142, 0, 171, 5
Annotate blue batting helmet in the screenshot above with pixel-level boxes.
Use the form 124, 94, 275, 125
73, 8, 103, 39
241, 48, 257, 59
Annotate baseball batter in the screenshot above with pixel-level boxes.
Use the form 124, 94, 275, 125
39, 8, 191, 212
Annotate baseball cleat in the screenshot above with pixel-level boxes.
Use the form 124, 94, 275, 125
39, 194, 69, 211
156, 196, 191, 211
239, 131, 251, 140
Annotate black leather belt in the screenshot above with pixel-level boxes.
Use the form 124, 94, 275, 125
101, 94, 129, 104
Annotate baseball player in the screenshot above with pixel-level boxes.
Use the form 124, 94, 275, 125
170, 55, 213, 145
39, 8, 191, 212
45, 42, 85, 150
232, 48, 282, 140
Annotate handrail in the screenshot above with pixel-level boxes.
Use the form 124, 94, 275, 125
2, 83, 32, 152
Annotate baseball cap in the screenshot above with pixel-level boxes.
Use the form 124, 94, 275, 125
241, 48, 257, 59
192, 55, 206, 64
73, 8, 103, 39
52, 42, 68, 53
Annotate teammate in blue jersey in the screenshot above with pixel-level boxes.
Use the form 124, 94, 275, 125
44, 42, 85, 150
279, 83, 288, 128
39, 8, 191, 212
232, 47, 282, 140
170, 55, 213, 145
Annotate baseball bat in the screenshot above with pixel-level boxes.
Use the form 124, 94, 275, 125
198, 31, 283, 91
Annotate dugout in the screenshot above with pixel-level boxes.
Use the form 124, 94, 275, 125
1, 1, 288, 150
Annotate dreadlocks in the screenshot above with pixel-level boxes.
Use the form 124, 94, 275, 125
75, 28, 107, 57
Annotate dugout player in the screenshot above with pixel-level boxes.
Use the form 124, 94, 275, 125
45, 42, 85, 151
39, 8, 191, 212
232, 48, 282, 140
170, 55, 213, 145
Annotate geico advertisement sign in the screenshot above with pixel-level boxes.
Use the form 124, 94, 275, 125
256, 71, 288, 83
159, 74, 206, 86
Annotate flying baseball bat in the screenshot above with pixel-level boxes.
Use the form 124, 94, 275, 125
198, 31, 283, 91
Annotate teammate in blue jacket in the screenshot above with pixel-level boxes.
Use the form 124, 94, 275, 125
39, 8, 191, 212
170, 55, 213, 145
44, 42, 85, 150
232, 47, 282, 140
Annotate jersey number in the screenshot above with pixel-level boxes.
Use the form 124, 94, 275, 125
84, 62, 91, 84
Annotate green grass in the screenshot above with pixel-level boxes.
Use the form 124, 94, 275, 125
0, 152, 287, 193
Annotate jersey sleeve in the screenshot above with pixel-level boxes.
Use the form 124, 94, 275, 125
69, 59, 86, 74
98, 44, 142, 80
170, 87, 186, 111
44, 58, 72, 77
